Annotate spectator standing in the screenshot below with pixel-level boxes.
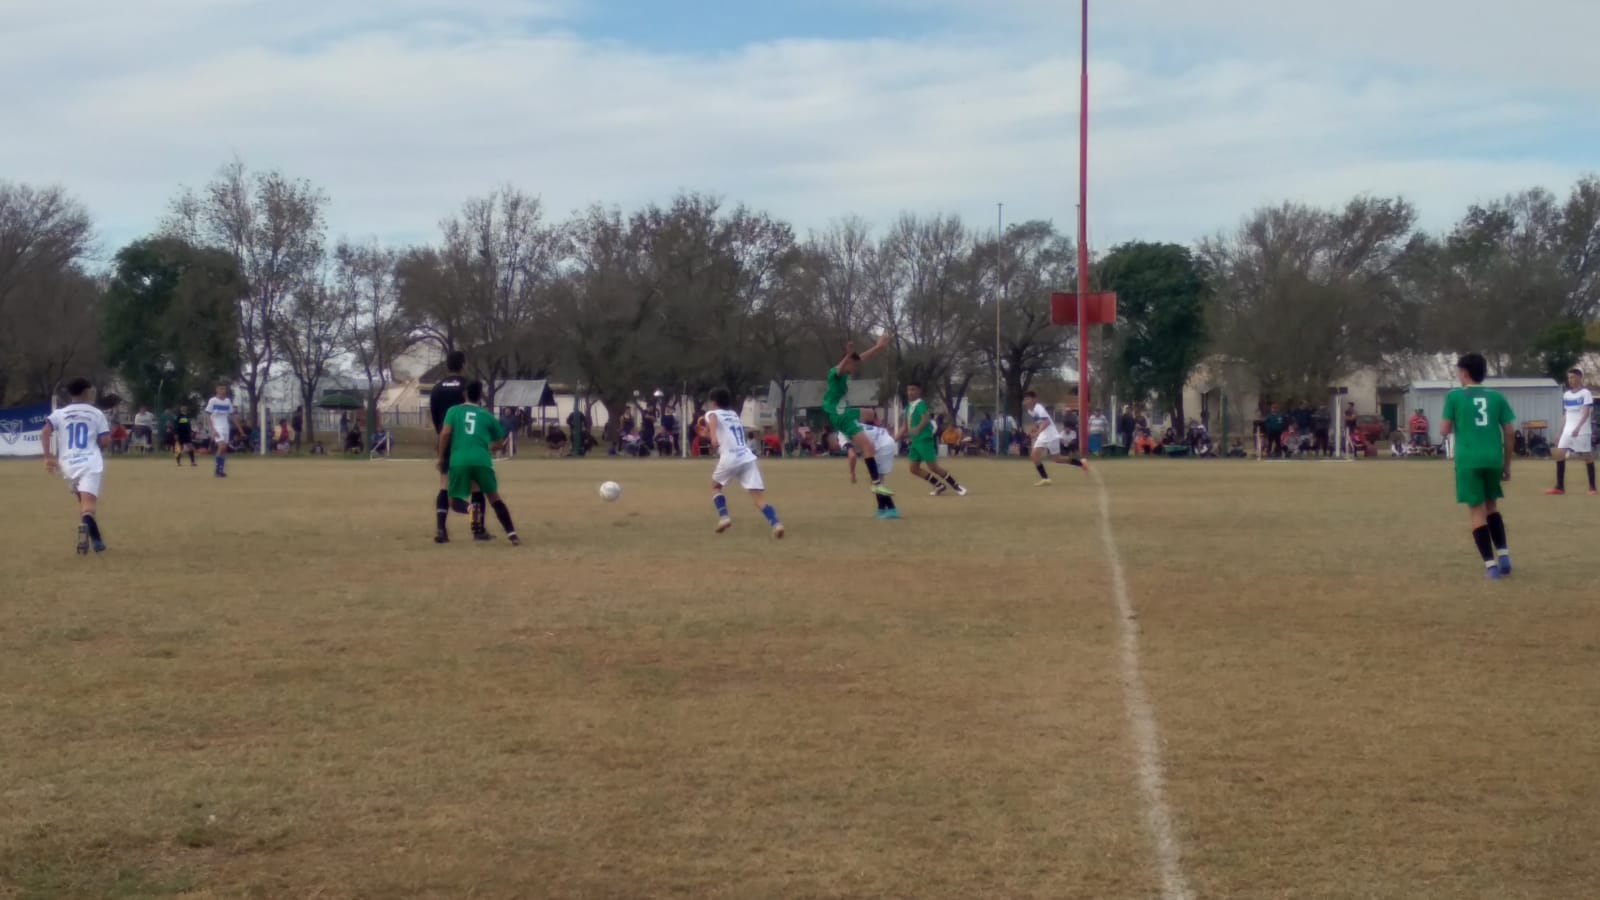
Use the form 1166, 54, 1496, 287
661, 409, 679, 456
1087, 410, 1108, 454
132, 406, 156, 451
1263, 404, 1287, 458
1118, 406, 1136, 450
1408, 408, 1430, 447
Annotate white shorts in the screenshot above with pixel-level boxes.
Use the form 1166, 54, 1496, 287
1033, 434, 1062, 455
1558, 432, 1594, 454
712, 455, 765, 491
65, 469, 103, 497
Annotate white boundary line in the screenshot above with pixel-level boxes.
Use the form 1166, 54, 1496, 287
1091, 469, 1194, 900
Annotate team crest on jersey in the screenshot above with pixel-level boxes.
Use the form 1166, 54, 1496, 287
0, 417, 21, 445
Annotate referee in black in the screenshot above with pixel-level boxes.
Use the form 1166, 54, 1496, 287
430, 351, 488, 542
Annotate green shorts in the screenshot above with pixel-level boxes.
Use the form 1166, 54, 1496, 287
908, 439, 938, 463
829, 409, 862, 440
448, 464, 497, 501
1455, 466, 1503, 506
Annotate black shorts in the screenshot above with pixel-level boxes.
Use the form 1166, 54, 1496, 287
175, 431, 193, 446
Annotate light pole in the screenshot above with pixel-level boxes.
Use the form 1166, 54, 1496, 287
995, 202, 1005, 456
1075, 0, 1092, 440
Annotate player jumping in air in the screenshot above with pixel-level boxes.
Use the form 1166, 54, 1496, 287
704, 387, 783, 538
1024, 389, 1087, 485
38, 378, 112, 554
436, 381, 521, 546
430, 351, 488, 543
203, 384, 245, 478
173, 406, 197, 467
1440, 352, 1516, 579
900, 382, 965, 496
844, 412, 902, 518
824, 333, 898, 517
1546, 367, 1595, 496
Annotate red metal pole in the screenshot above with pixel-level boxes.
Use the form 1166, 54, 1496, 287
1076, 0, 1090, 448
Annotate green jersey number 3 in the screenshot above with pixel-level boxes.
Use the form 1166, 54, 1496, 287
1473, 397, 1489, 427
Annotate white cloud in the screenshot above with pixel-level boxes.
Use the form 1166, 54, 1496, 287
1, 0, 1592, 259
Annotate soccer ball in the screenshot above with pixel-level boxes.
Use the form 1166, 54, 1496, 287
598, 481, 622, 502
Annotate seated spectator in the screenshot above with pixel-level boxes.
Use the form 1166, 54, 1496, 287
1133, 427, 1156, 455
1226, 438, 1248, 458
371, 427, 391, 457
345, 424, 363, 454
273, 418, 293, 452
762, 431, 781, 457
110, 422, 129, 454
309, 441, 327, 455
1407, 408, 1430, 446
655, 428, 674, 456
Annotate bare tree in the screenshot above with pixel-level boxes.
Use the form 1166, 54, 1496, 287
275, 276, 347, 446
0, 182, 95, 403
971, 220, 1077, 421
879, 213, 981, 414
337, 239, 415, 434
804, 217, 884, 359
165, 159, 328, 417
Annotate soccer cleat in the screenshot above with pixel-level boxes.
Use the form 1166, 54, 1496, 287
75, 525, 89, 556
771, 523, 785, 540
1497, 555, 1512, 576
871, 482, 894, 497
508, 534, 521, 546
92, 538, 106, 553
879, 508, 901, 520
1589, 490, 1598, 496
1484, 566, 1502, 580
930, 482, 948, 496
1544, 487, 1564, 495
954, 485, 968, 496
434, 529, 449, 544
1035, 478, 1053, 487
716, 516, 734, 533
472, 532, 496, 542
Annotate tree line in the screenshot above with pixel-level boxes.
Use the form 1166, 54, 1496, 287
2, 161, 1597, 442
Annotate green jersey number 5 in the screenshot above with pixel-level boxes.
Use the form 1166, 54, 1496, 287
1473, 397, 1489, 427
464, 411, 477, 434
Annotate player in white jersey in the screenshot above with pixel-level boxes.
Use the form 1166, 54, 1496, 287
1546, 367, 1595, 495
38, 378, 112, 554
203, 383, 245, 478
1024, 389, 1087, 486
839, 411, 902, 518
704, 387, 783, 538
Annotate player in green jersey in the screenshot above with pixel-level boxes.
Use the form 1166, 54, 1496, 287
434, 381, 521, 546
1439, 353, 1516, 579
823, 333, 898, 516
898, 381, 965, 496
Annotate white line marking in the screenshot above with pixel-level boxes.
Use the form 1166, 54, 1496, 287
1092, 469, 1194, 900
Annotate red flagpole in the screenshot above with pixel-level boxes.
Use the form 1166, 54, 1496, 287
1076, 0, 1091, 445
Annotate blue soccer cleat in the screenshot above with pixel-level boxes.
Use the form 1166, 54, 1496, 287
1484, 566, 1502, 580
1497, 555, 1512, 576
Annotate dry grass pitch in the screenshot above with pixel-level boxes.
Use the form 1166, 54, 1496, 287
2, 453, 1598, 899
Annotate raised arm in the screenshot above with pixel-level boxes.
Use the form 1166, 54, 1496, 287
857, 332, 893, 363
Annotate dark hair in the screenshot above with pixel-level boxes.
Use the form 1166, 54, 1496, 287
1457, 352, 1488, 384
465, 380, 484, 403
446, 350, 467, 373
906, 381, 922, 390
709, 387, 733, 408
1023, 389, 1038, 399
65, 378, 93, 398
1569, 367, 1583, 378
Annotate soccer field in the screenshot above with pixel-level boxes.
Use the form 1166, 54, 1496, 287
3, 456, 1598, 899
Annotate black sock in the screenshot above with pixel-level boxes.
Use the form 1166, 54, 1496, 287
82, 513, 101, 542
491, 499, 516, 536
1556, 460, 1566, 489
874, 493, 888, 510
864, 457, 880, 482
944, 472, 961, 489
1472, 526, 1495, 563
188, 450, 195, 464
1486, 512, 1507, 552
1066, 457, 1085, 469
882, 495, 896, 511
435, 489, 449, 531
471, 492, 487, 533
1589, 463, 1596, 490
1035, 462, 1049, 479
924, 473, 942, 487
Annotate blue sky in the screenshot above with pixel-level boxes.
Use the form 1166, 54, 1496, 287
3, 0, 1596, 260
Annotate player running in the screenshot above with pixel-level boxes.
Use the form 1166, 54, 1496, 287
173, 406, 197, 467
203, 384, 245, 478
704, 388, 783, 538
1546, 367, 1595, 496
435, 380, 521, 546
899, 382, 965, 496
824, 333, 898, 517
430, 351, 488, 543
844, 412, 902, 519
1440, 352, 1516, 579
38, 378, 112, 554
1024, 390, 1087, 485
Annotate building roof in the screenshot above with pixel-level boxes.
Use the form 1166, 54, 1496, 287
494, 380, 555, 408
773, 378, 882, 409
1408, 378, 1559, 391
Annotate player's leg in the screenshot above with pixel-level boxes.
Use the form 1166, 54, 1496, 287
1484, 493, 1511, 575
479, 471, 518, 544
909, 453, 943, 495
213, 436, 228, 476
1030, 442, 1052, 484
77, 477, 105, 552
926, 458, 964, 495
187, 441, 196, 466
1548, 445, 1568, 494
470, 482, 488, 538
1459, 469, 1499, 578
741, 464, 782, 537
1583, 448, 1597, 494
441, 466, 473, 541
1052, 451, 1089, 472
174, 439, 183, 466
434, 461, 452, 542
710, 458, 735, 533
